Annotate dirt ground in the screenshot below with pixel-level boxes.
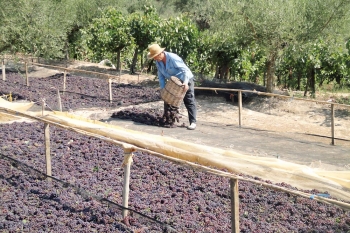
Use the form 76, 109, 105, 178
10, 61, 350, 171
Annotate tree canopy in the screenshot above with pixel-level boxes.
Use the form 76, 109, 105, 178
1, 0, 350, 95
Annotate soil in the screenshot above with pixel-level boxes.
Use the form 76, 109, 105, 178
13, 61, 350, 171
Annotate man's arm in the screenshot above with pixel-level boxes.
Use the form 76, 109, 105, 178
156, 63, 166, 89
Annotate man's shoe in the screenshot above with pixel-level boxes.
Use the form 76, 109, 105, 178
187, 123, 196, 130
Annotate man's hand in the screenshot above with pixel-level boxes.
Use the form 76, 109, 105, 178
182, 83, 189, 92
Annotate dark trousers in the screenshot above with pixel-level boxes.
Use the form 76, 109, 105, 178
183, 78, 196, 124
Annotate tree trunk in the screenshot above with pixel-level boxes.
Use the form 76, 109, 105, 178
130, 48, 139, 74
147, 59, 154, 73
266, 52, 276, 93
214, 66, 219, 80
297, 72, 301, 90
310, 68, 316, 98
287, 67, 293, 89
304, 70, 311, 97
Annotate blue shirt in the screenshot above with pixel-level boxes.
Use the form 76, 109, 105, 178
156, 51, 194, 89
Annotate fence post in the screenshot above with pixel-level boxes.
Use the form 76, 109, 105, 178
63, 69, 67, 95
331, 104, 335, 145
238, 91, 242, 128
2, 60, 5, 81
122, 148, 134, 218
42, 99, 46, 116
44, 123, 52, 181
57, 89, 62, 112
108, 77, 113, 103
25, 62, 29, 86
230, 178, 239, 233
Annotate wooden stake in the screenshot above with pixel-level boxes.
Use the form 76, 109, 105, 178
122, 149, 133, 218
44, 123, 52, 181
42, 99, 45, 116
238, 91, 242, 128
57, 89, 62, 111
63, 70, 67, 95
25, 62, 29, 86
331, 104, 335, 145
230, 178, 239, 233
2, 60, 5, 81
108, 77, 112, 103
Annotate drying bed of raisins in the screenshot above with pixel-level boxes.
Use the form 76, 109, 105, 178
0, 122, 349, 232
0, 72, 160, 111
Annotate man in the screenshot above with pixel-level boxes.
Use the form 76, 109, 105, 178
147, 43, 197, 130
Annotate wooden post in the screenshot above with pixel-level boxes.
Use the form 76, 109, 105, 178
63, 70, 67, 95
25, 62, 29, 86
57, 89, 62, 111
230, 178, 239, 233
331, 104, 335, 145
44, 123, 52, 181
42, 99, 45, 116
122, 149, 133, 218
238, 91, 242, 128
108, 77, 112, 103
2, 60, 5, 81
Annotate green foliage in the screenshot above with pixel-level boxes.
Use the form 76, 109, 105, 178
0, 0, 72, 58
277, 39, 350, 93
128, 5, 161, 51
2, 0, 350, 96
159, 14, 199, 61
128, 5, 162, 72
82, 7, 132, 65
186, 32, 214, 78
203, 0, 350, 93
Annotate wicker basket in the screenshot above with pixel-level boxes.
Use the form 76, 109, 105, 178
160, 76, 185, 108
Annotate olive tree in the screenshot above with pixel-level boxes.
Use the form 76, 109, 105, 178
82, 8, 132, 70
201, 0, 350, 93
159, 14, 199, 61
0, 0, 75, 58
128, 5, 161, 74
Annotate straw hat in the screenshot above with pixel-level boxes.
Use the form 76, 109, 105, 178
147, 44, 165, 59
